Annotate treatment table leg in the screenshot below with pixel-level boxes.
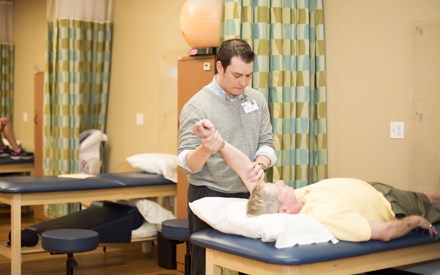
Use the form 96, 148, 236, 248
205, 249, 222, 275
11, 195, 22, 275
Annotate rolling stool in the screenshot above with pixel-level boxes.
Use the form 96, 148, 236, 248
41, 229, 99, 275
161, 218, 190, 275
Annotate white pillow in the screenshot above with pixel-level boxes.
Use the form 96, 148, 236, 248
189, 197, 338, 248
126, 153, 177, 183
131, 221, 158, 239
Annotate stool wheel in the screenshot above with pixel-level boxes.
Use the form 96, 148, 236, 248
41, 229, 98, 275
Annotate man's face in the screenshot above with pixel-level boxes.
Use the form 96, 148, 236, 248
216, 56, 253, 98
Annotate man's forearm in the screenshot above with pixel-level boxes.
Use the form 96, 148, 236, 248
370, 216, 435, 241
186, 145, 212, 172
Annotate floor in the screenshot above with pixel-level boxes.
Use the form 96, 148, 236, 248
0, 206, 179, 275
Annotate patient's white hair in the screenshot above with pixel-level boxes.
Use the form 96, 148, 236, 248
247, 183, 281, 216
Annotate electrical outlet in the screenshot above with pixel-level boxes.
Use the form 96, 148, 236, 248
390, 121, 404, 139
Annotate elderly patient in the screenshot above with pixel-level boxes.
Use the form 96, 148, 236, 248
193, 119, 440, 242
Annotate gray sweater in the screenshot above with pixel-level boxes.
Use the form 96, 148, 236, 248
178, 85, 275, 193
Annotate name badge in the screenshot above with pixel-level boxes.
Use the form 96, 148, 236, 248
241, 99, 259, 113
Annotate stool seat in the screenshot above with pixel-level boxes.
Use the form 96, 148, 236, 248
160, 218, 191, 275
41, 229, 99, 275
162, 218, 189, 241
41, 229, 99, 253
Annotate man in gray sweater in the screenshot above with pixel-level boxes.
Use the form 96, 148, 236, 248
178, 39, 276, 274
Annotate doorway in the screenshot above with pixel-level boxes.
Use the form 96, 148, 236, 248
410, 20, 440, 192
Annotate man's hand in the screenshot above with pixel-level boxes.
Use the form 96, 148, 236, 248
245, 162, 265, 187
416, 217, 438, 236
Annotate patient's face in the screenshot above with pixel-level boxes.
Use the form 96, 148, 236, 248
265, 181, 291, 203
265, 180, 299, 214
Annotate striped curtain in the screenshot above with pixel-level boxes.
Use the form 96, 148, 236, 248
0, 1, 14, 120
44, 19, 112, 175
0, 44, 14, 120
222, 0, 327, 187
44, 16, 112, 217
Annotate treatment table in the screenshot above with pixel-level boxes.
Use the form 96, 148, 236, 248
0, 172, 176, 275
191, 225, 440, 275
0, 157, 34, 175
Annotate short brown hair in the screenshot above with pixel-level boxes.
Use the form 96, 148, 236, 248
217, 39, 255, 71
247, 183, 281, 216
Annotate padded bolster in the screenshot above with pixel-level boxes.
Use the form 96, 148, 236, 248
190, 224, 440, 265
0, 157, 34, 165
97, 172, 174, 187
0, 176, 123, 194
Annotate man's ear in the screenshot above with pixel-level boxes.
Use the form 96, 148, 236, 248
216, 60, 224, 73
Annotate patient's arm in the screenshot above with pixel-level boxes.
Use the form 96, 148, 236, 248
193, 119, 262, 192
220, 141, 261, 192
369, 215, 437, 241
186, 120, 224, 172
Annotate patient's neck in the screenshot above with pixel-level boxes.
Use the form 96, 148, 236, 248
285, 191, 303, 214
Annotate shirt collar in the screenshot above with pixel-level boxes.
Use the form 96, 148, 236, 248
208, 75, 245, 103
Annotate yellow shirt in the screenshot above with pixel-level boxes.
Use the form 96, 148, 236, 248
295, 178, 396, 241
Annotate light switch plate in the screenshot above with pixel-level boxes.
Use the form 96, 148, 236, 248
136, 113, 144, 126
390, 121, 404, 139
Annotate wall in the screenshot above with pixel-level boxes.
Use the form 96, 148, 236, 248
106, 0, 187, 171
12, 1, 440, 188
13, 0, 46, 151
325, 0, 440, 189
12, 0, 188, 172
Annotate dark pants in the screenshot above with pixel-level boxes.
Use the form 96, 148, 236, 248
188, 184, 250, 275
369, 182, 440, 223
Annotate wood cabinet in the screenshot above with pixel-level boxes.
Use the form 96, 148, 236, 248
33, 71, 45, 220
34, 72, 44, 176
176, 55, 216, 273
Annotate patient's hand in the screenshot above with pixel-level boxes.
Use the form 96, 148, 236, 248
193, 119, 215, 138
193, 119, 224, 154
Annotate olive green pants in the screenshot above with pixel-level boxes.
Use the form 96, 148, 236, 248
369, 182, 440, 223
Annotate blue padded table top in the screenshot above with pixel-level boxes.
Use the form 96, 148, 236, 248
191, 224, 440, 265
0, 176, 122, 193
0, 172, 174, 194
98, 172, 174, 187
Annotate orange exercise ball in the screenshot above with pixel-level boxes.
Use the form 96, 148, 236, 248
179, 0, 222, 48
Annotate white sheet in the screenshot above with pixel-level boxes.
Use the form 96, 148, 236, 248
189, 197, 338, 248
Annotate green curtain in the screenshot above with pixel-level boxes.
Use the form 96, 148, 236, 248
0, 43, 14, 120
44, 19, 112, 217
222, 0, 327, 187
